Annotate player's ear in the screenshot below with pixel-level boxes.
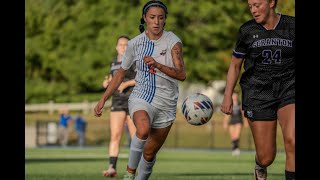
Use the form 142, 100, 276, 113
143, 14, 147, 23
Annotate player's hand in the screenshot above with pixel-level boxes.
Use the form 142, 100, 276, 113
144, 56, 158, 74
220, 96, 233, 115
94, 99, 105, 117
102, 79, 109, 88
143, 56, 157, 66
118, 82, 126, 93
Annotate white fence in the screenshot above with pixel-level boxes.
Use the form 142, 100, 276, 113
25, 81, 226, 114
25, 100, 111, 114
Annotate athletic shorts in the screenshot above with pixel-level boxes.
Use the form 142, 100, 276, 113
128, 97, 176, 128
111, 97, 129, 114
229, 117, 243, 125
241, 80, 295, 121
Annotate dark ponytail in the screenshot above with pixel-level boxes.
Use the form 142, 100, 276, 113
139, 17, 145, 33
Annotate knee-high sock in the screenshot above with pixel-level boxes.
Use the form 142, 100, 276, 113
109, 156, 118, 169
128, 134, 147, 169
285, 170, 295, 180
232, 139, 239, 150
136, 155, 156, 180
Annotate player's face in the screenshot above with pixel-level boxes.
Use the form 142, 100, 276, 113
248, 0, 274, 25
116, 38, 128, 56
144, 7, 166, 38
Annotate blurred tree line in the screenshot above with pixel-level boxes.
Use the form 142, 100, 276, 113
25, 0, 295, 103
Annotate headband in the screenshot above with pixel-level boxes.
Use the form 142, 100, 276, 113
143, 2, 168, 15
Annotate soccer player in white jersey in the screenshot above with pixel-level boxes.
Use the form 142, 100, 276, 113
94, 1, 186, 179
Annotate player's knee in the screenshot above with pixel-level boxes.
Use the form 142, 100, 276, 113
136, 128, 150, 140
143, 151, 155, 162
110, 132, 122, 141
257, 155, 275, 167
284, 136, 295, 153
256, 151, 276, 167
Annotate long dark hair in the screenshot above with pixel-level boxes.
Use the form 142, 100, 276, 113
139, 0, 168, 33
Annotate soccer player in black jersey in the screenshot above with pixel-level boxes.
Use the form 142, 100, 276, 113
101, 36, 137, 177
220, 0, 295, 179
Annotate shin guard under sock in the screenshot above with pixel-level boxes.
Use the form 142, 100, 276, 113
127, 134, 147, 169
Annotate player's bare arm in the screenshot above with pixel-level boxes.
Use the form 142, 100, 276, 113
221, 56, 243, 114
170, 42, 186, 81
94, 68, 126, 117
118, 79, 136, 93
101, 68, 126, 101
144, 42, 186, 81
224, 56, 243, 96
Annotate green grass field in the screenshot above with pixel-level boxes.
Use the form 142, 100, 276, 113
25, 147, 286, 180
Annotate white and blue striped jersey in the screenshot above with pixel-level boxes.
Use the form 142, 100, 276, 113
121, 31, 182, 111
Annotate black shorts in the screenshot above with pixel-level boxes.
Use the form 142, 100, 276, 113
241, 80, 295, 121
111, 97, 129, 114
229, 117, 243, 125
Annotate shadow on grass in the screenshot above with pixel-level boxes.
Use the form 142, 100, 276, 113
172, 172, 283, 177
26, 158, 107, 163
149, 172, 284, 180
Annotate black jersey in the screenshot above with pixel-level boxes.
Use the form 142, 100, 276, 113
109, 57, 137, 102
233, 14, 295, 111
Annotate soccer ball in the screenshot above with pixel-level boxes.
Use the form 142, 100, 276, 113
181, 93, 214, 126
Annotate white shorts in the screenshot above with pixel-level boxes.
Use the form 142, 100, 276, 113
128, 97, 176, 128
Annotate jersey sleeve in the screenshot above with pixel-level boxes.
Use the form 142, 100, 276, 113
168, 32, 182, 50
121, 40, 135, 70
232, 28, 247, 59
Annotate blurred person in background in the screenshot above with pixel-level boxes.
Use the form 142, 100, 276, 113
101, 35, 137, 177
223, 92, 248, 156
74, 115, 87, 147
58, 107, 72, 147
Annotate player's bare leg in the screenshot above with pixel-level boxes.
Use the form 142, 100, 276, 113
103, 111, 127, 177
248, 120, 277, 180
136, 124, 173, 180
278, 104, 295, 180
124, 110, 150, 179
126, 115, 136, 138
229, 123, 242, 156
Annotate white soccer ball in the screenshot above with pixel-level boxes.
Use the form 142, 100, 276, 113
181, 93, 214, 126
